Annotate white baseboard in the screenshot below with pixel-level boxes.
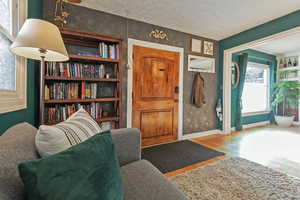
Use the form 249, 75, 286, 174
231, 121, 270, 131
293, 121, 300, 126
181, 129, 222, 140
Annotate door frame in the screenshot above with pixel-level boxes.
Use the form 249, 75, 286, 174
127, 38, 184, 139
223, 26, 300, 134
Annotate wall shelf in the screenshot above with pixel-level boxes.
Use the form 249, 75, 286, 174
276, 54, 300, 122
280, 77, 299, 81
278, 66, 300, 72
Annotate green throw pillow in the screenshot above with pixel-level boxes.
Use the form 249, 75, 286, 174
18, 131, 123, 200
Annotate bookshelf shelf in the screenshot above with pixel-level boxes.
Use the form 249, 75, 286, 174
40, 28, 123, 129
44, 121, 61, 125
44, 76, 120, 82
45, 116, 120, 125
96, 116, 120, 123
69, 54, 120, 63
60, 27, 121, 43
44, 98, 120, 104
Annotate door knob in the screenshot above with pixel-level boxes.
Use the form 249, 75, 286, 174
174, 86, 179, 93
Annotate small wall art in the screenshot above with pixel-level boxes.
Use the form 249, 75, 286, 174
188, 55, 215, 73
149, 29, 168, 40
203, 41, 214, 56
190, 38, 202, 54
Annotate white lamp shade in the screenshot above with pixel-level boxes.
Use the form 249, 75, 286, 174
10, 19, 69, 62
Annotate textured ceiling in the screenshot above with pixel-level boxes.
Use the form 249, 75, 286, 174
252, 32, 300, 55
73, 0, 300, 40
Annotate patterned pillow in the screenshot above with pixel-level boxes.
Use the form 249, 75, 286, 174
36, 107, 102, 157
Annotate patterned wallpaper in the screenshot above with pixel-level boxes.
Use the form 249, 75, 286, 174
43, 0, 219, 134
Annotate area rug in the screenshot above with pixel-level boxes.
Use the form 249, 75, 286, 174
169, 157, 300, 200
142, 140, 225, 173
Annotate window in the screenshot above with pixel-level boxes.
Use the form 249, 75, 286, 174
0, 0, 27, 113
242, 62, 270, 115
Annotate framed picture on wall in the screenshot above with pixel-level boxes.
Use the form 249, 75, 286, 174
188, 55, 215, 73
191, 38, 202, 54
203, 41, 214, 56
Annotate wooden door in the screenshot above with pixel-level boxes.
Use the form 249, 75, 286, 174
132, 46, 179, 146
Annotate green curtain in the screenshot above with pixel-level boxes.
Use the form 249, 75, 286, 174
235, 53, 248, 130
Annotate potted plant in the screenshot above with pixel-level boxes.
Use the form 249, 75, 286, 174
272, 70, 300, 127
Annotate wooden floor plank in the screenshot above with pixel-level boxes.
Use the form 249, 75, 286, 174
165, 125, 300, 178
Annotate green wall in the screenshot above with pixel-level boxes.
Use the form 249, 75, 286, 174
0, 0, 43, 135
219, 9, 300, 128
231, 49, 276, 127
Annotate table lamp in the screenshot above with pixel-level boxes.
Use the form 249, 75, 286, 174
10, 18, 69, 124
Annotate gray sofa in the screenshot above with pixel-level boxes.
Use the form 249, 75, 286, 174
0, 123, 188, 200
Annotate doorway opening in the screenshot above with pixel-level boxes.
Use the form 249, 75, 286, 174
223, 26, 300, 133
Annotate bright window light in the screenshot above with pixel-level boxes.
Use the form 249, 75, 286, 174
242, 62, 270, 114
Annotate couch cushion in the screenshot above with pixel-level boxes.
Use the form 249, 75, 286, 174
121, 160, 188, 200
19, 131, 123, 200
111, 128, 141, 166
36, 107, 102, 157
0, 123, 38, 200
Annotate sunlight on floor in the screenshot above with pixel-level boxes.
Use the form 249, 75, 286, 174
194, 125, 300, 178
236, 126, 300, 178
239, 127, 300, 163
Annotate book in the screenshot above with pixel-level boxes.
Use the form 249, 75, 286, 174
45, 103, 105, 123
98, 42, 119, 59
45, 62, 110, 79
45, 85, 50, 100
45, 82, 80, 100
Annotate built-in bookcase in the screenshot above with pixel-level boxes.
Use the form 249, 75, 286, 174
40, 28, 122, 129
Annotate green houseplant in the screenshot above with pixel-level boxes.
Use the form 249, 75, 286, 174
272, 70, 300, 127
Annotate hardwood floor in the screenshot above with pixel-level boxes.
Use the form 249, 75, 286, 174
165, 125, 300, 178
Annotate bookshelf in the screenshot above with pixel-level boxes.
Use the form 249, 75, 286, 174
40, 28, 123, 129
44, 98, 120, 104
44, 76, 119, 82
69, 54, 120, 63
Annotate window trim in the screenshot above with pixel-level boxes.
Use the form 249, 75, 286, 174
242, 111, 270, 117
0, 0, 28, 114
241, 62, 271, 116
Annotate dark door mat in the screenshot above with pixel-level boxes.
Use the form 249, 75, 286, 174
142, 140, 225, 173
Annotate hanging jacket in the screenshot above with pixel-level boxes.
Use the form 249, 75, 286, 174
191, 72, 206, 108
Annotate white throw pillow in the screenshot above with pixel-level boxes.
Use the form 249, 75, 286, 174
36, 107, 102, 157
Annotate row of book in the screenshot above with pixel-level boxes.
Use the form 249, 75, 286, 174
99, 42, 119, 59
45, 82, 115, 100
45, 62, 109, 78
45, 83, 79, 100
45, 103, 107, 122
82, 82, 103, 99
